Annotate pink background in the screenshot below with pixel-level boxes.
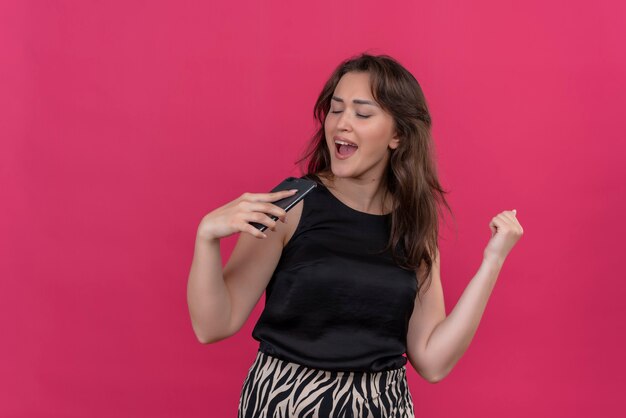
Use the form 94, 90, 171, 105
1, 0, 624, 416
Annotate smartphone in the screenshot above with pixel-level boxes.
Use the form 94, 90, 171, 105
249, 177, 318, 232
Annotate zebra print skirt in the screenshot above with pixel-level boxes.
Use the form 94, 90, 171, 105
238, 349, 415, 417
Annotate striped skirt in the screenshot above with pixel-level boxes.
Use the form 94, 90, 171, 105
238, 350, 415, 417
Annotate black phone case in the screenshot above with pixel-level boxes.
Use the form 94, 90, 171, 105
250, 177, 317, 232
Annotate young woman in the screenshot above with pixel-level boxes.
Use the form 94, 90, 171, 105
187, 53, 524, 417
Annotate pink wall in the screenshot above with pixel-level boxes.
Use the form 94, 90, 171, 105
1, 0, 624, 416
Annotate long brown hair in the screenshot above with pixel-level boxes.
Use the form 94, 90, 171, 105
296, 52, 455, 298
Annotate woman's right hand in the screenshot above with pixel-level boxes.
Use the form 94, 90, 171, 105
197, 189, 298, 241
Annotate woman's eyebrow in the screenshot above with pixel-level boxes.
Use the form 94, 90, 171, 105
331, 96, 379, 107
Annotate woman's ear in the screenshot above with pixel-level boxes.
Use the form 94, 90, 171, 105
389, 133, 401, 150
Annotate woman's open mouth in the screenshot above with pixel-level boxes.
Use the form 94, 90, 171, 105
334, 139, 358, 159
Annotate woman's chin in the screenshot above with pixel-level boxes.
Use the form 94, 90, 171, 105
329, 164, 353, 179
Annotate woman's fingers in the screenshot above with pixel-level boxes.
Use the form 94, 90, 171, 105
499, 210, 524, 233
200, 189, 297, 241
490, 210, 524, 237
244, 202, 288, 221
244, 211, 278, 231
242, 223, 268, 239
268, 189, 298, 202
243, 189, 298, 203
236, 201, 287, 223
237, 190, 295, 223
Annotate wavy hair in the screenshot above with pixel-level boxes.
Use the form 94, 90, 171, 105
297, 52, 455, 298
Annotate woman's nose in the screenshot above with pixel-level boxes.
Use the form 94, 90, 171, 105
336, 111, 352, 131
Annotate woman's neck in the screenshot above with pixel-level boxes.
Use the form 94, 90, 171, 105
318, 171, 393, 215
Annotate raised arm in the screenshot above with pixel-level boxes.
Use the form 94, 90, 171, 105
406, 209, 524, 382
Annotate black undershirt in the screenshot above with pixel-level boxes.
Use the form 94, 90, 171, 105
251, 174, 418, 372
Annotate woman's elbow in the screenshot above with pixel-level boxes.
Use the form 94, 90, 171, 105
409, 362, 447, 384
192, 325, 235, 344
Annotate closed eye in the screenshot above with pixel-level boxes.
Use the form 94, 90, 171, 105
329, 110, 371, 118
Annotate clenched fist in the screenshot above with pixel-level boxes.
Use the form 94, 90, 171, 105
483, 209, 524, 264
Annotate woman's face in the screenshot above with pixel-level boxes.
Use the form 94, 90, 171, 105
324, 71, 400, 181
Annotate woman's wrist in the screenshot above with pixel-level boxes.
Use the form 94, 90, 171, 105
482, 254, 505, 270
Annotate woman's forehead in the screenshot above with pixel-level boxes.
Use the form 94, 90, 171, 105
334, 72, 376, 104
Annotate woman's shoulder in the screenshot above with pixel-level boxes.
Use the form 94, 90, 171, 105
301, 172, 328, 188
280, 172, 328, 248
281, 197, 304, 248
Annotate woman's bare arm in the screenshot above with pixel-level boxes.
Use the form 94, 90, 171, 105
186, 190, 297, 344
186, 235, 233, 343
407, 210, 523, 382
407, 255, 503, 382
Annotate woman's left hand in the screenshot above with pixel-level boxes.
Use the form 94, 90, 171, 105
483, 209, 524, 265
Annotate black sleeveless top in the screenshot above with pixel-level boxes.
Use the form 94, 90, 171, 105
251, 175, 418, 372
